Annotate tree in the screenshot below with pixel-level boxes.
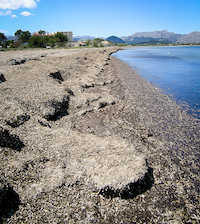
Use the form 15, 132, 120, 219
29, 35, 46, 48
0, 32, 7, 43
85, 39, 91, 46
14, 30, 31, 43
46, 36, 57, 47
14, 30, 22, 38
92, 39, 99, 47
92, 38, 104, 47
6, 40, 14, 47
38, 30, 46, 36
108, 40, 113, 46
20, 31, 31, 43
55, 32, 68, 44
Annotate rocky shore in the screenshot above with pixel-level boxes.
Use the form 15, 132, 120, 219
0, 47, 200, 223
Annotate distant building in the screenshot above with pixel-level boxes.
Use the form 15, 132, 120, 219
71, 41, 87, 47
78, 41, 87, 46
33, 31, 49, 36
101, 40, 110, 47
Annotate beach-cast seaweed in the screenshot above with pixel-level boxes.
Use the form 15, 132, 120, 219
0, 73, 6, 83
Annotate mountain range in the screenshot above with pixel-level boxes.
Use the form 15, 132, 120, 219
109, 30, 200, 44
74, 30, 200, 44
73, 35, 96, 41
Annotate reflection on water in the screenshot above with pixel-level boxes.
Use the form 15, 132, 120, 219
113, 46, 200, 119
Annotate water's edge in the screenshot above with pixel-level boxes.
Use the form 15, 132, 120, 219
113, 46, 200, 119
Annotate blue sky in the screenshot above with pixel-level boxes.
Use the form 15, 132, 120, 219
0, 0, 200, 38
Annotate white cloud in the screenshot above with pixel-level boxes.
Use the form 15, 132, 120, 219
0, 0, 40, 10
0, 29, 9, 33
20, 11, 33, 16
0, 9, 12, 15
0, 9, 18, 18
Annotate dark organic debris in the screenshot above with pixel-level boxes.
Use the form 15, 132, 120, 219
49, 71, 64, 83
98, 102, 107, 109
0, 184, 20, 220
7, 58, 26, 65
6, 57, 38, 65
0, 73, 6, 83
0, 127, 25, 151
81, 83, 95, 90
44, 95, 70, 121
6, 114, 30, 128
22, 157, 50, 172
99, 166, 154, 199
81, 80, 113, 91
65, 88, 74, 96
38, 120, 51, 128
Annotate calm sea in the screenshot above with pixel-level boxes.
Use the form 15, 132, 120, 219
113, 46, 200, 119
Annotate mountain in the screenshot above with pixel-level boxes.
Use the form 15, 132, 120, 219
106, 36, 125, 44
6, 36, 16, 41
176, 31, 200, 43
122, 36, 173, 44
73, 35, 95, 41
121, 30, 184, 44
137, 39, 173, 45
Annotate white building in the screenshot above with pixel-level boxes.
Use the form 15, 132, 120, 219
101, 40, 110, 47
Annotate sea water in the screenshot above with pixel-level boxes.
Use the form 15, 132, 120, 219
113, 46, 200, 119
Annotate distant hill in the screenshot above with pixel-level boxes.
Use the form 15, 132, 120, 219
176, 31, 200, 43
138, 40, 173, 45
6, 36, 16, 41
106, 36, 125, 44
73, 35, 95, 41
122, 36, 173, 45
73, 31, 200, 45
120, 30, 184, 44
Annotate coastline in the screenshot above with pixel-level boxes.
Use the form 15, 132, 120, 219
0, 48, 200, 223
114, 45, 200, 119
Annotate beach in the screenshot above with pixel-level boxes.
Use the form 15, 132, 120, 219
0, 47, 200, 223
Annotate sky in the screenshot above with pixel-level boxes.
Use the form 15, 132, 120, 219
0, 0, 200, 38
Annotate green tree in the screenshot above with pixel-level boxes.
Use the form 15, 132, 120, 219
14, 29, 22, 39
38, 30, 46, 36
0, 32, 7, 43
14, 30, 31, 43
29, 35, 46, 48
108, 40, 113, 46
5, 40, 14, 47
46, 36, 57, 47
92, 39, 99, 47
92, 38, 104, 47
55, 32, 68, 44
20, 31, 31, 43
85, 39, 91, 46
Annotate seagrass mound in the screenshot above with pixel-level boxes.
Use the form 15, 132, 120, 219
0, 184, 20, 220
0, 73, 6, 83
0, 125, 150, 200
1, 47, 153, 222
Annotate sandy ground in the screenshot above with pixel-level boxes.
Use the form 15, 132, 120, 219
0, 47, 200, 223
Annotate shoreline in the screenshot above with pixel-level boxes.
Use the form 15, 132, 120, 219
114, 45, 200, 120
0, 48, 200, 223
